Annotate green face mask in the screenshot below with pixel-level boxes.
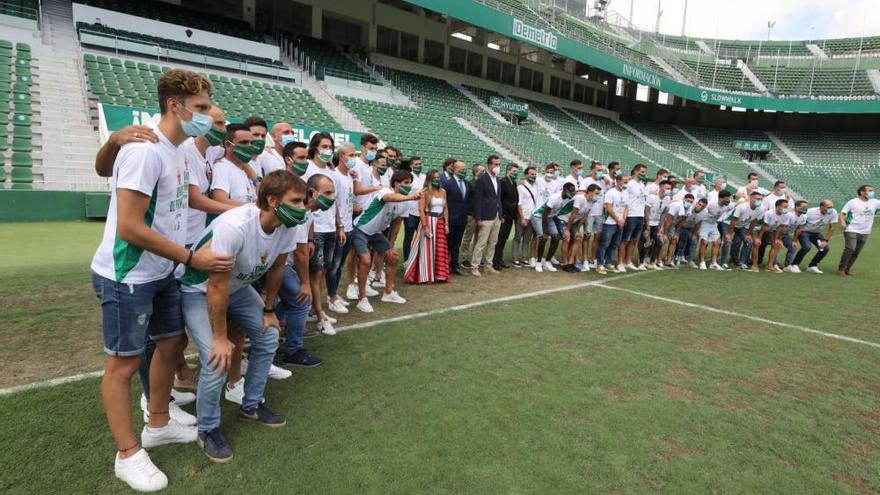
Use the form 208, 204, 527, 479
526, 175, 537, 183
510, 173, 520, 181
798, 207, 808, 214
232, 143, 256, 163
318, 149, 333, 162
377, 166, 388, 176
387, 158, 398, 169
412, 166, 422, 174
456, 171, 467, 179
431, 179, 441, 187
205, 127, 225, 147
637, 172, 647, 180
398, 184, 412, 195
291, 160, 308, 176
275, 203, 309, 227
251, 139, 266, 151
316, 194, 336, 211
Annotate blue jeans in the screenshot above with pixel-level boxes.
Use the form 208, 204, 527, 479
622, 216, 645, 241
278, 265, 310, 355
729, 227, 751, 266
309, 231, 337, 272
717, 222, 731, 265
182, 286, 279, 432
793, 231, 829, 267
675, 227, 694, 259
326, 231, 352, 297
779, 233, 796, 266
597, 223, 621, 266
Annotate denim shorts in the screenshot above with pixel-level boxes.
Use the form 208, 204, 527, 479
309, 231, 337, 272
91, 271, 184, 357
351, 227, 390, 255
585, 215, 603, 235
622, 216, 645, 241
531, 215, 561, 238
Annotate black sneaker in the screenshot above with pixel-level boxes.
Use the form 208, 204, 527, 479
197, 428, 233, 463
282, 349, 323, 368
512, 260, 521, 268
240, 402, 286, 428
460, 261, 472, 269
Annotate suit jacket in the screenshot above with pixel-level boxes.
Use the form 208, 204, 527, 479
499, 176, 520, 219
443, 175, 471, 227
473, 173, 502, 221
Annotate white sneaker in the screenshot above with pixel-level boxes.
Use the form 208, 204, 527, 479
790, 265, 801, 273
626, 263, 638, 270
783, 265, 795, 273
318, 317, 337, 336
224, 378, 244, 405
699, 261, 707, 270
688, 261, 699, 268
580, 263, 590, 272
140, 395, 196, 426
550, 256, 560, 265
115, 449, 168, 492
268, 364, 292, 380
321, 314, 338, 324
528, 257, 537, 267
381, 291, 407, 304
710, 263, 723, 271
346, 283, 359, 301
616, 264, 627, 273
365, 284, 379, 297
327, 298, 349, 314
544, 261, 557, 272
636, 264, 648, 271
806, 266, 823, 274
370, 273, 386, 288
328, 296, 350, 308
170, 389, 195, 406
535, 262, 543, 273
306, 313, 318, 323
356, 298, 374, 313
141, 419, 197, 448
647, 263, 658, 270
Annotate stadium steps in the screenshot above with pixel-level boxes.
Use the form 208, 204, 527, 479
614, 120, 664, 151
306, 81, 369, 132
558, 108, 612, 142
738, 62, 769, 94
695, 40, 714, 55
455, 117, 518, 163
806, 44, 830, 60
454, 85, 508, 124
765, 132, 803, 163
649, 55, 690, 84
867, 69, 880, 94
40, 0, 80, 57
671, 125, 724, 159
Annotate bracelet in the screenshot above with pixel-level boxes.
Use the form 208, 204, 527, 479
184, 250, 194, 266
263, 306, 275, 313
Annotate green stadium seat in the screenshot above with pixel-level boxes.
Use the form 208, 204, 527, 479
12, 152, 32, 167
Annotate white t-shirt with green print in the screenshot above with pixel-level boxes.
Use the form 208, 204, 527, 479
211, 158, 256, 204
841, 198, 880, 235
91, 129, 189, 284
532, 191, 574, 219
355, 188, 405, 236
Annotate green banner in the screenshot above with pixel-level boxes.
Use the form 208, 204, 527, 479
733, 140, 772, 151
401, 0, 880, 114
101, 104, 364, 148
489, 96, 529, 118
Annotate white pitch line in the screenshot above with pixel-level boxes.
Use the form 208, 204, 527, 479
0, 271, 649, 397
595, 283, 880, 349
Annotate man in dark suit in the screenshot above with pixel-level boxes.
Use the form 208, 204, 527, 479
440, 157, 456, 184
471, 155, 504, 276
443, 160, 470, 276
492, 163, 521, 271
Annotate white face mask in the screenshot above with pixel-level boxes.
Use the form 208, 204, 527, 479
491, 166, 500, 176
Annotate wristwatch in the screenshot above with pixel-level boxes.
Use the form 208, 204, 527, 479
263, 306, 275, 313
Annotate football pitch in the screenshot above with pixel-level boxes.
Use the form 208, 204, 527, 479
1, 221, 879, 494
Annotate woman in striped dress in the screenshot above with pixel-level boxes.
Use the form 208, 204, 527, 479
405, 169, 451, 284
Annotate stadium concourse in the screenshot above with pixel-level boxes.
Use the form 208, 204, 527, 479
1, 0, 880, 493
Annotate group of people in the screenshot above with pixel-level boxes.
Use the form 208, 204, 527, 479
90, 68, 878, 493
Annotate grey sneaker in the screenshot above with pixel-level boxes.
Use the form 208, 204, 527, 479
197, 428, 233, 463
239, 402, 286, 428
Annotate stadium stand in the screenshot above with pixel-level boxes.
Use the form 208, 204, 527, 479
682, 60, 755, 93
82, 53, 337, 128
76, 23, 282, 67
748, 65, 875, 97
293, 36, 379, 85
1, 39, 34, 189
73, 0, 261, 41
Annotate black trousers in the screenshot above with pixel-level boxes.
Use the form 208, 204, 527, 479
492, 212, 516, 267
446, 223, 466, 269
402, 215, 420, 261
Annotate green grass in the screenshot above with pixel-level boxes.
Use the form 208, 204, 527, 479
1, 222, 880, 494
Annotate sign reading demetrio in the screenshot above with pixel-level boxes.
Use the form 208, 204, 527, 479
512, 18, 558, 50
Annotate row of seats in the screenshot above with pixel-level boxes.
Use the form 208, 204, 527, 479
82, 53, 338, 129
77, 23, 281, 67
0, 0, 36, 20
748, 65, 874, 97
682, 60, 757, 93
293, 35, 378, 85
75, 0, 260, 41
1, 40, 34, 189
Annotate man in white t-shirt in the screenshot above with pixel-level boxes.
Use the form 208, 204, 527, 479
350, 170, 422, 312
736, 173, 769, 200
692, 170, 708, 199
211, 124, 258, 205
621, 164, 648, 270
561, 183, 601, 272
283, 140, 310, 177
177, 171, 301, 462
778, 200, 809, 273
402, 155, 426, 262
89, 70, 233, 491
644, 168, 668, 196
660, 193, 695, 266
792, 200, 837, 274
837, 185, 879, 276
514, 167, 538, 267
726, 191, 764, 269
692, 190, 734, 270
352, 133, 382, 212
531, 182, 576, 273
638, 180, 670, 269
706, 176, 727, 204
754, 198, 791, 273
582, 161, 611, 268
673, 177, 702, 202
762, 180, 794, 212
327, 143, 358, 314
596, 174, 629, 274
254, 121, 295, 177
534, 162, 559, 208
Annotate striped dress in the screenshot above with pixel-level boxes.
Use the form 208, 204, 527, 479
405, 195, 450, 284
